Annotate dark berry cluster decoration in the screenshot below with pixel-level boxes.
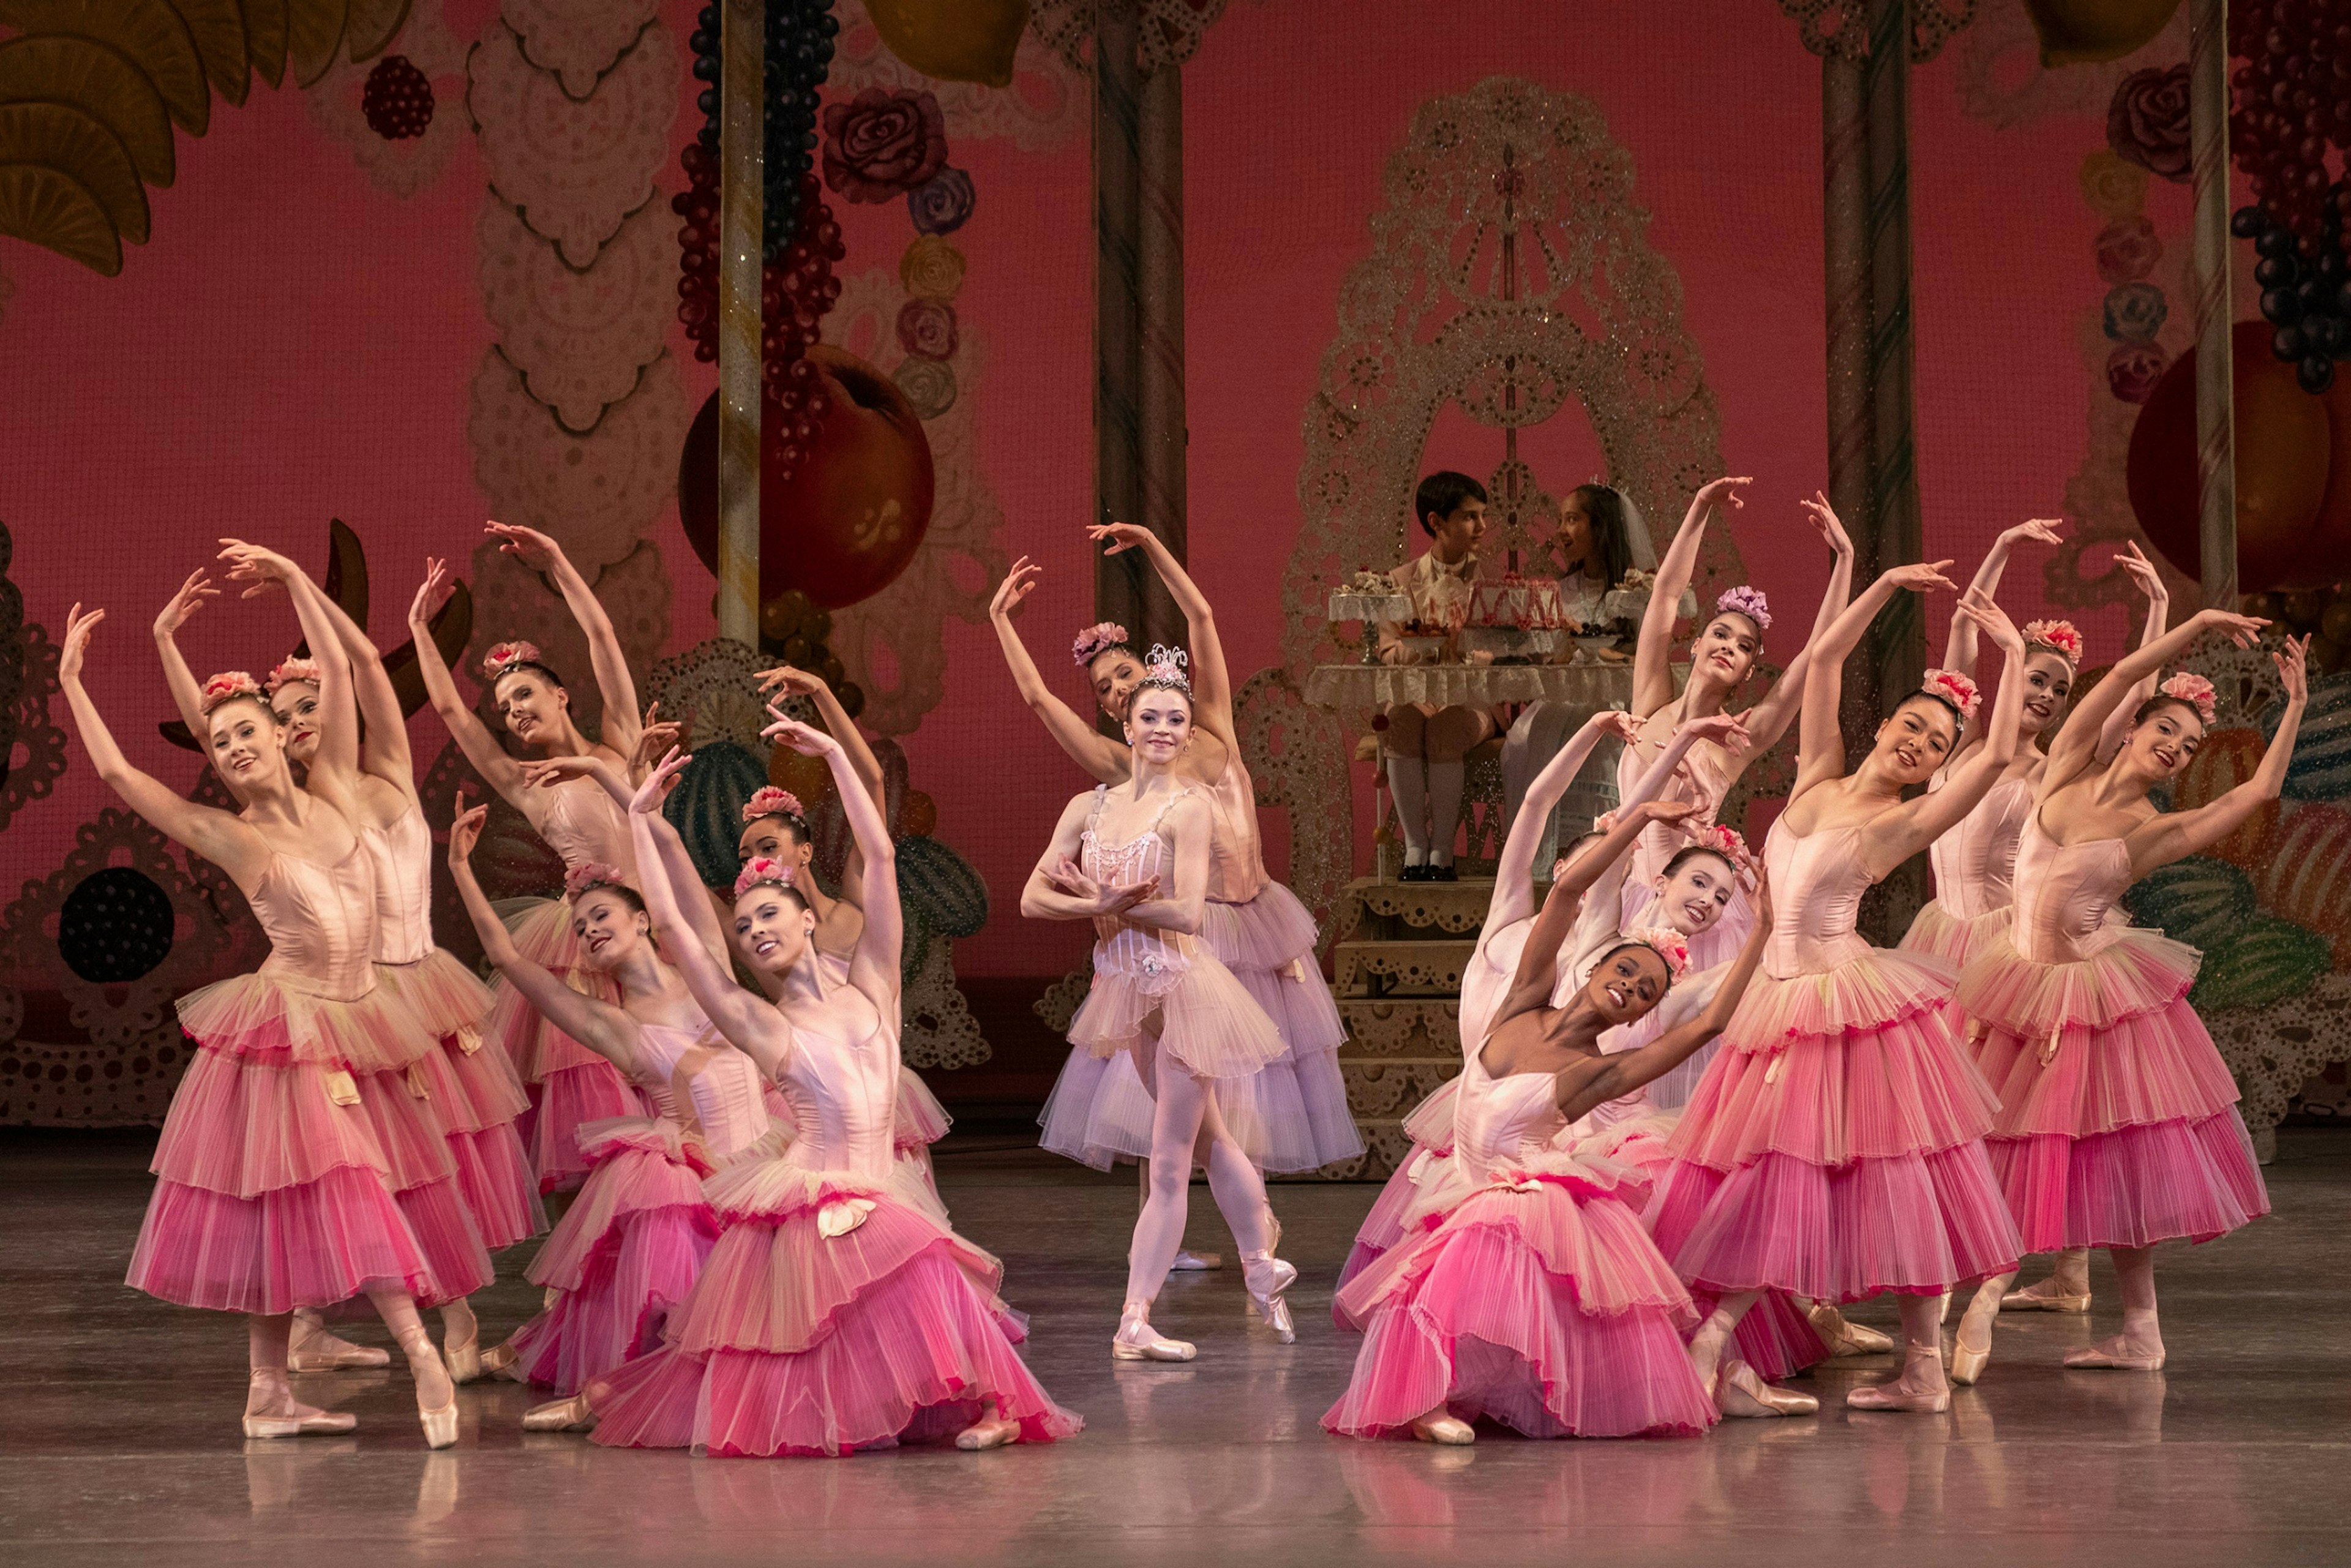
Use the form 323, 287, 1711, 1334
362, 54, 433, 140
2231, 1, 2351, 392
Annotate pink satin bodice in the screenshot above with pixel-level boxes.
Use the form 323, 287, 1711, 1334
1614, 731, 1733, 885
636, 1018, 771, 1160
1760, 820, 1876, 979
2009, 814, 2134, 965
1082, 784, 1203, 977
539, 775, 640, 884
772, 994, 902, 1183
1925, 772, 2033, 919
359, 803, 437, 966
252, 842, 383, 1003
1453, 1050, 1569, 1178
1202, 750, 1264, 906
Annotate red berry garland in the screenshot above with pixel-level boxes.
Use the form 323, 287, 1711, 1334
362, 56, 433, 140
2231, 1, 2351, 391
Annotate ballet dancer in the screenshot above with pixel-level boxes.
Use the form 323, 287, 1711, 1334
407, 525, 649, 1193
1022, 648, 1301, 1359
1648, 568, 2034, 1416
1948, 612, 2297, 1378
1324, 806, 1771, 1444
64, 599, 459, 1446
537, 722, 1081, 1454
1614, 484, 1858, 972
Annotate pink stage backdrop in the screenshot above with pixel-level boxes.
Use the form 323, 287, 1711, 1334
0, 1, 2219, 1120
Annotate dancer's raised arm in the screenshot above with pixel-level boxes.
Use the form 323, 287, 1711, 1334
2096, 542, 2171, 764
1493, 800, 1696, 1033
1487, 708, 1645, 929
448, 791, 643, 1079
1790, 558, 1956, 802
151, 569, 219, 738
1728, 493, 1859, 761
484, 523, 641, 764
2042, 606, 2267, 795
1858, 593, 2029, 878
1556, 874, 1771, 1122
1633, 476, 1750, 716
2126, 637, 2308, 878
217, 540, 361, 789
989, 558, 1128, 784
1940, 519, 2063, 751
247, 550, 414, 792
1089, 522, 1237, 752
627, 760, 793, 1076
59, 606, 272, 888
755, 665, 886, 912
764, 714, 902, 1010
409, 557, 528, 803
520, 752, 729, 970
1561, 710, 1752, 925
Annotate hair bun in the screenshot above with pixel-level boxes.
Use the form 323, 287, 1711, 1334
741, 786, 806, 825
2021, 618, 2085, 664
1624, 925, 1691, 981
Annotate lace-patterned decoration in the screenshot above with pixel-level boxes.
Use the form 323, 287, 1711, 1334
306, 0, 470, 197
902, 937, 992, 1070
1775, 0, 1979, 64
833, 0, 1079, 150
1030, 0, 1230, 74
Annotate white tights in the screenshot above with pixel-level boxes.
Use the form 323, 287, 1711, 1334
1123, 1040, 1274, 1307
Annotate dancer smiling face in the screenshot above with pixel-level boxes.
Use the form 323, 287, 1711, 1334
569, 877, 652, 975
2015, 648, 2076, 739
1580, 941, 1673, 1027
1690, 607, 1765, 698
1086, 643, 1147, 724
203, 683, 291, 798
490, 655, 576, 750
1867, 689, 1968, 789
2116, 691, 2207, 782
731, 861, 819, 980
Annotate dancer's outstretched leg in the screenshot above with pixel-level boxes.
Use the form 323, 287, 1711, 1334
1195, 1089, 1295, 1342
369, 1288, 458, 1449
1117, 1043, 1212, 1362
2066, 1245, 2164, 1370
246, 1313, 358, 1438
440, 1296, 482, 1383
1847, 1294, 1952, 1412
1951, 1270, 2019, 1386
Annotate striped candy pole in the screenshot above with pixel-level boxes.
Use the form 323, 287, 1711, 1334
1824, 50, 1875, 754
1139, 62, 1190, 602
2189, 0, 2237, 611
715, 0, 766, 647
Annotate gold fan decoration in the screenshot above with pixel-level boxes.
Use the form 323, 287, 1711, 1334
0, 0, 408, 276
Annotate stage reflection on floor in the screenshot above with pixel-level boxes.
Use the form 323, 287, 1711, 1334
6, 1128, 2349, 1567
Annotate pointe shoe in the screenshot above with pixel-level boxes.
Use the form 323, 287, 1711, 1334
954, 1416, 1022, 1450
479, 1341, 521, 1381
1716, 1359, 1819, 1419
2064, 1337, 2165, 1372
443, 1331, 482, 1386
1807, 1302, 1895, 1357
1411, 1413, 1475, 1445
2002, 1278, 2092, 1314
1845, 1346, 1952, 1413
522, 1394, 597, 1432
1242, 1252, 1299, 1345
287, 1316, 391, 1373
1169, 1250, 1223, 1272
1111, 1304, 1196, 1362
243, 1369, 359, 1438
1949, 1332, 1992, 1387
419, 1398, 459, 1450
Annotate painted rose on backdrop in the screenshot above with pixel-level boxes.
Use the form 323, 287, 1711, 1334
897, 299, 959, 360
822, 86, 948, 202
2079, 149, 2150, 219
908, 167, 976, 235
2106, 341, 2169, 404
2104, 281, 2169, 342
2107, 64, 2191, 182
2094, 216, 2162, 285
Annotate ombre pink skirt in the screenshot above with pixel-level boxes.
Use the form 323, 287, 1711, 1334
484, 898, 652, 1194
377, 948, 544, 1250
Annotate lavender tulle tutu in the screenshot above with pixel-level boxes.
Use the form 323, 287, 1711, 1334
1958, 923, 2270, 1250
587, 1158, 1082, 1457
485, 898, 653, 1194
1204, 882, 1362, 1171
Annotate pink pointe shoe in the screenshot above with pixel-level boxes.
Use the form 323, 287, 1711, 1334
1242, 1251, 1299, 1345
1411, 1412, 1475, 1445
2003, 1275, 2092, 1314
242, 1369, 359, 1439
1169, 1250, 1223, 1272
287, 1311, 390, 1373
1716, 1359, 1819, 1419
1807, 1301, 1895, 1357
1112, 1302, 1195, 1363
1845, 1345, 1952, 1414
954, 1408, 1024, 1450
2064, 1334, 2165, 1372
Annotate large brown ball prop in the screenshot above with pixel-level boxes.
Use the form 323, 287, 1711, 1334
865, 0, 1029, 88
2127, 321, 2342, 591
2024, 0, 2182, 65
680, 344, 937, 613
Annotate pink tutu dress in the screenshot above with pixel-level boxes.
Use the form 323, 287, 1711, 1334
1323, 1043, 1718, 1441
504, 1019, 770, 1394
1614, 736, 1753, 974
482, 775, 654, 1193
363, 803, 544, 1250
1897, 773, 2034, 1050
587, 996, 1082, 1457
1645, 820, 2022, 1304
1042, 760, 1354, 1171
128, 842, 457, 1313
1954, 817, 2269, 1251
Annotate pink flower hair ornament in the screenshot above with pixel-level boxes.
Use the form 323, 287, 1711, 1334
481, 640, 546, 683
1621, 926, 1692, 983
264, 656, 321, 696
733, 856, 799, 901
564, 862, 629, 901
1920, 667, 1982, 723
2159, 670, 2217, 724
1070, 622, 1130, 667
1699, 822, 1757, 883
1715, 585, 1772, 631
2021, 618, 2085, 664
198, 670, 266, 715
741, 786, 807, 825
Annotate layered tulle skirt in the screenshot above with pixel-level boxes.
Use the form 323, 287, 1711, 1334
128, 969, 467, 1314
501, 1117, 726, 1394
1646, 947, 2022, 1303
1324, 1147, 1717, 1441
1205, 882, 1362, 1171
587, 1155, 1082, 1457
1956, 925, 2269, 1251
376, 949, 544, 1250
485, 898, 653, 1194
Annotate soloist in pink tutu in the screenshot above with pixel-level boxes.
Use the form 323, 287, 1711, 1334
127, 845, 448, 1314
1324, 1051, 1715, 1441
364, 807, 544, 1250
486, 897, 653, 1194
1956, 823, 2268, 1251
588, 1002, 1079, 1458
1645, 822, 2022, 1304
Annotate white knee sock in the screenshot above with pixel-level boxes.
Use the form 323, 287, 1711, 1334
1427, 760, 1465, 866
1386, 756, 1428, 861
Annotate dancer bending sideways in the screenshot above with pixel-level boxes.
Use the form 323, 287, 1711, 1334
1022, 648, 1301, 1358
1614, 484, 1858, 973
63, 599, 459, 1447
408, 525, 650, 1193
1324, 807, 1771, 1444
539, 721, 1080, 1455
1647, 566, 2033, 1416
1949, 613, 2297, 1378
448, 776, 767, 1400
